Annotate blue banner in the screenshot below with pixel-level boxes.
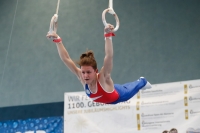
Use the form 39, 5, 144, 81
0, 116, 63, 133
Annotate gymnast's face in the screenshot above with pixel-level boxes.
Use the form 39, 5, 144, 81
81, 66, 97, 84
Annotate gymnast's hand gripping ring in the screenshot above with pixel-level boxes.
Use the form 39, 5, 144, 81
102, 0, 120, 32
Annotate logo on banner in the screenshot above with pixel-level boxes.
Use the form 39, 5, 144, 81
184, 96, 188, 106
137, 114, 141, 130
185, 109, 188, 119
136, 101, 140, 110
184, 84, 188, 94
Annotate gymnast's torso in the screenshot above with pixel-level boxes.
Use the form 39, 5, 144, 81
84, 74, 119, 104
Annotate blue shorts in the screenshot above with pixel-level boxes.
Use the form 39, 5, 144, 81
110, 77, 147, 104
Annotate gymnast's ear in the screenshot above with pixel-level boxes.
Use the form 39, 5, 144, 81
95, 69, 98, 73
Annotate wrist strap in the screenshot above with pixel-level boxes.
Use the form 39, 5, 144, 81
53, 36, 62, 43
104, 32, 115, 37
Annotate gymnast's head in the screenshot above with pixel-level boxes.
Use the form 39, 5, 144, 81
77, 50, 98, 82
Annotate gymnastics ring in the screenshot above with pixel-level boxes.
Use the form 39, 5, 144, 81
102, 0, 120, 32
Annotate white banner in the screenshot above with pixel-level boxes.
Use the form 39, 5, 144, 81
64, 79, 200, 133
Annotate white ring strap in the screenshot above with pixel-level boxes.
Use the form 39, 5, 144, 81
56, 0, 60, 15
109, 0, 113, 9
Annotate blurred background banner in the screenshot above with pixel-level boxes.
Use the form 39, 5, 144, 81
0, 116, 63, 133
64, 79, 200, 133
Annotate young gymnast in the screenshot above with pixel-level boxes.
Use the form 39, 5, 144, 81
46, 24, 151, 104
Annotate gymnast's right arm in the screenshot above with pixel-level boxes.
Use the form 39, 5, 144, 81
46, 32, 82, 80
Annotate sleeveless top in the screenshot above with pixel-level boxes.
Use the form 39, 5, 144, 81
84, 74, 119, 104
